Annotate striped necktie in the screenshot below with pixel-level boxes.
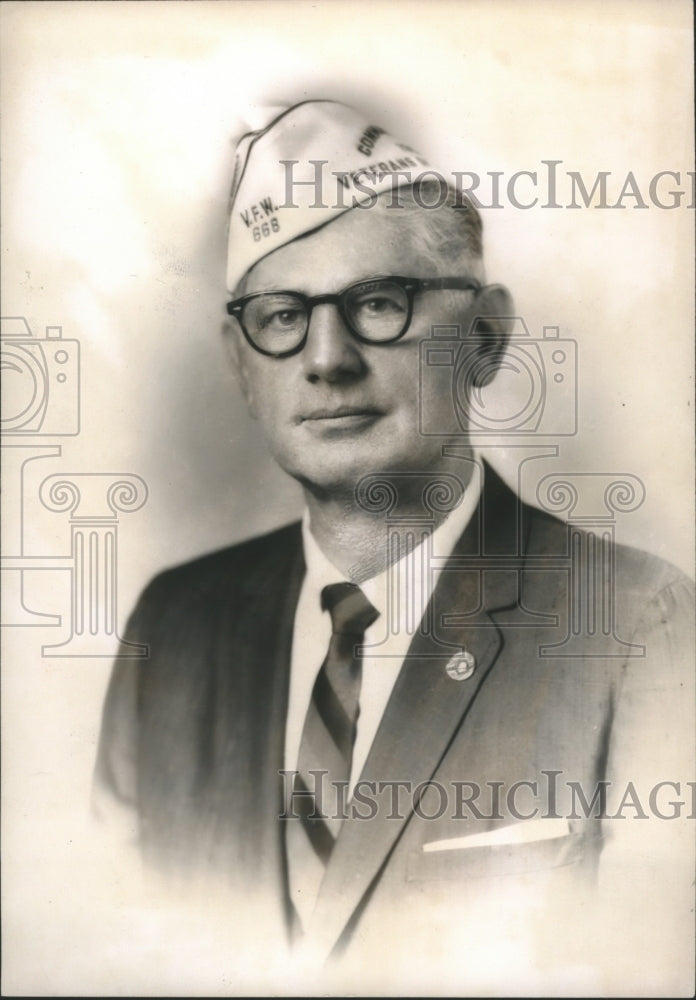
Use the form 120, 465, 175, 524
286, 581, 379, 928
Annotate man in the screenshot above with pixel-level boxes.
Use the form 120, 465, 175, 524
94, 101, 694, 992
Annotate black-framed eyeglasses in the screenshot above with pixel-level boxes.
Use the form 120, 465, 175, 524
226, 275, 481, 358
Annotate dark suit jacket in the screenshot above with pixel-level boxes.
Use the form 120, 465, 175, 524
94, 465, 694, 984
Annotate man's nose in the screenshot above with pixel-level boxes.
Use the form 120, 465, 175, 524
301, 304, 365, 382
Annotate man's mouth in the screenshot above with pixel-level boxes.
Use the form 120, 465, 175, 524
299, 405, 383, 423
297, 405, 384, 432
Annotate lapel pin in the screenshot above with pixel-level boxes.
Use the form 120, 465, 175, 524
445, 648, 476, 681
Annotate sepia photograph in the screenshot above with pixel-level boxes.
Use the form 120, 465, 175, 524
1, 1, 694, 995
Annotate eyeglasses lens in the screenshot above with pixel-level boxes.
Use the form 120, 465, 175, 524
344, 280, 409, 342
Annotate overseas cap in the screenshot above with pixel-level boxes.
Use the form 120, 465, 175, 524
226, 100, 433, 292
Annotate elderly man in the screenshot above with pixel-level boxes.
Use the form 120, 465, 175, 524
94, 101, 694, 991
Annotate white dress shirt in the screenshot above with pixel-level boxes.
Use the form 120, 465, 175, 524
285, 458, 484, 797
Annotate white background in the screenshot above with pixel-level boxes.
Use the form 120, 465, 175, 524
1, 1, 694, 994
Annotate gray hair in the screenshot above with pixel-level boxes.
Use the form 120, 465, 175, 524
371, 179, 485, 281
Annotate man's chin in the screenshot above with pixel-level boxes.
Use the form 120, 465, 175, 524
282, 463, 377, 501
270, 425, 468, 499
275, 453, 446, 504
275, 451, 385, 498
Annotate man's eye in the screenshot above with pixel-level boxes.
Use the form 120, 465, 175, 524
261, 309, 302, 329
356, 295, 404, 315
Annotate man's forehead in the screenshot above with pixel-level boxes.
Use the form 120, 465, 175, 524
242, 204, 438, 296
226, 100, 433, 293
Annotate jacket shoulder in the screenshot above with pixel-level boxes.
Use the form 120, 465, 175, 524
524, 496, 693, 605
132, 520, 303, 614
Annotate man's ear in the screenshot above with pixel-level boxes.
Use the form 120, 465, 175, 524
466, 284, 515, 387
222, 319, 258, 418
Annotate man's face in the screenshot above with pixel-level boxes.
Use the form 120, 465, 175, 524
229, 206, 501, 495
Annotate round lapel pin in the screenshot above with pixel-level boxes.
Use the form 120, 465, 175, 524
445, 649, 476, 681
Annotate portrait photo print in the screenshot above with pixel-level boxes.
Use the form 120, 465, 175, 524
1, 2, 694, 996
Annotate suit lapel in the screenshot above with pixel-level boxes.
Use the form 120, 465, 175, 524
306, 464, 524, 956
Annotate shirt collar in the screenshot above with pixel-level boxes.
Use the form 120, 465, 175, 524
301, 456, 485, 622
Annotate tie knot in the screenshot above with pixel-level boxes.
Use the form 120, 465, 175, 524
321, 582, 379, 636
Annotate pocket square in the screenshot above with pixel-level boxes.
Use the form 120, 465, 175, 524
422, 817, 570, 853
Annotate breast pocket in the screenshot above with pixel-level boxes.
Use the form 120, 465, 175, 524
407, 830, 587, 883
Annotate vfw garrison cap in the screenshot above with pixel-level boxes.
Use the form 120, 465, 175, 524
226, 100, 434, 292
